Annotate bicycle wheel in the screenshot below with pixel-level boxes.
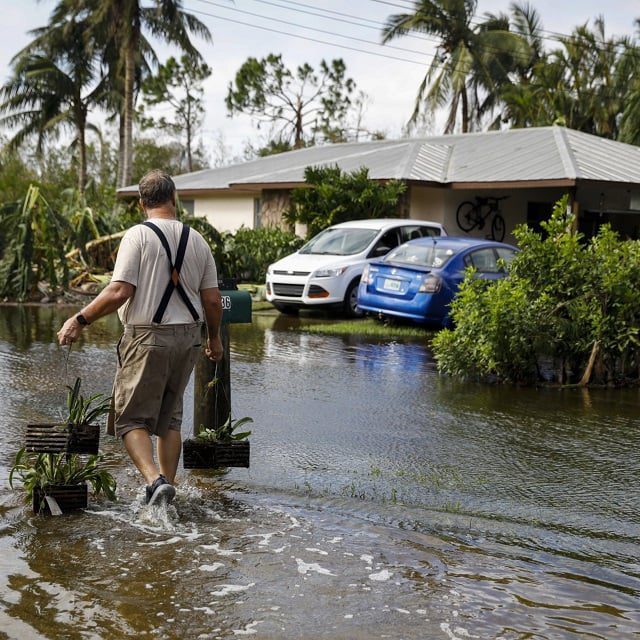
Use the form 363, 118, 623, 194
456, 201, 477, 232
491, 214, 506, 242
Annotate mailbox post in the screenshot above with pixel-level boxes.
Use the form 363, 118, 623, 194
193, 282, 252, 436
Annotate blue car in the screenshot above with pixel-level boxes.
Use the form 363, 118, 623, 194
357, 237, 517, 327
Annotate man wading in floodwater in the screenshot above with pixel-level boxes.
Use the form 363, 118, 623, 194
57, 169, 223, 506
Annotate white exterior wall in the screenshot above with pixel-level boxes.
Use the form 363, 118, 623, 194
193, 194, 256, 232
410, 185, 570, 243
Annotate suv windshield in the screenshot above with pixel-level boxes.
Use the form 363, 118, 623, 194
384, 243, 457, 268
299, 228, 379, 256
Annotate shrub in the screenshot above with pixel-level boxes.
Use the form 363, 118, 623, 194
221, 226, 304, 282
285, 165, 406, 238
432, 196, 640, 386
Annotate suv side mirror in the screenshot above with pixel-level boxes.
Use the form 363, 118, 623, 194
372, 245, 391, 258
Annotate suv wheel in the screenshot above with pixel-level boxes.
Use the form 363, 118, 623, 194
343, 279, 363, 318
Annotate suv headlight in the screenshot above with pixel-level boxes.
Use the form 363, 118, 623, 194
313, 266, 347, 278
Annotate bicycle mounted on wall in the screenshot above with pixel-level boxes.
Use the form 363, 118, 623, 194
456, 196, 508, 242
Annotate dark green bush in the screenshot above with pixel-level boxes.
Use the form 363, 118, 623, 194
285, 165, 406, 238
220, 226, 304, 282
432, 196, 640, 386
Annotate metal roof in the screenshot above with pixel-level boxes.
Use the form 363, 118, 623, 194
118, 126, 640, 195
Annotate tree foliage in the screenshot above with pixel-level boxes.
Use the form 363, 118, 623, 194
285, 165, 407, 239
139, 55, 212, 172
382, 0, 528, 132
0, 185, 70, 300
0, 14, 106, 191
221, 226, 304, 282
382, 2, 640, 142
432, 196, 640, 386
226, 54, 357, 149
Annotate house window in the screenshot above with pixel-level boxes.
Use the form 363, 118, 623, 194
527, 202, 553, 234
253, 198, 262, 229
180, 199, 195, 216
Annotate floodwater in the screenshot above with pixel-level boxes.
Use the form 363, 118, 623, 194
0, 305, 639, 640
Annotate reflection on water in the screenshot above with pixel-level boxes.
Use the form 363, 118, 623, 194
0, 306, 639, 639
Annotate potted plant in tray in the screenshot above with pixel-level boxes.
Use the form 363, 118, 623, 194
25, 377, 110, 455
9, 448, 117, 515
183, 416, 253, 469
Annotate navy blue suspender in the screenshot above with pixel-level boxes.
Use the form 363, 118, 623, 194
142, 221, 200, 324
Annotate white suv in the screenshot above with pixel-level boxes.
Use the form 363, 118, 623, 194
266, 218, 447, 316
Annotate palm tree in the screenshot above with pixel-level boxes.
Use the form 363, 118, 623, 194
382, 0, 528, 133
0, 16, 106, 191
77, 0, 212, 187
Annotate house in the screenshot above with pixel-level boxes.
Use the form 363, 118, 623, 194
117, 126, 640, 241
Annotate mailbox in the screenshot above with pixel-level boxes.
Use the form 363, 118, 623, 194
220, 289, 252, 324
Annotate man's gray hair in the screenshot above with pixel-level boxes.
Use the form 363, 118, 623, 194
138, 170, 176, 208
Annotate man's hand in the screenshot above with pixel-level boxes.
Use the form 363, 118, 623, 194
57, 316, 84, 346
205, 335, 224, 362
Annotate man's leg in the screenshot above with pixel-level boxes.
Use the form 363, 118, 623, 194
123, 428, 160, 485
157, 429, 182, 484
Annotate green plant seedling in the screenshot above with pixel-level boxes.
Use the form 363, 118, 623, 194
66, 377, 112, 425
9, 448, 117, 505
196, 416, 253, 443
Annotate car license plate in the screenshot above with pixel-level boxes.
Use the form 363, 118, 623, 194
383, 278, 401, 291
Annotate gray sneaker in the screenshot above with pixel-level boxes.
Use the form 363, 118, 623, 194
145, 475, 176, 506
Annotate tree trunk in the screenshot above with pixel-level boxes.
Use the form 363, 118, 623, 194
461, 88, 469, 133
294, 98, 303, 148
77, 115, 87, 193
121, 40, 136, 188
578, 341, 599, 387
117, 114, 125, 189
186, 99, 193, 172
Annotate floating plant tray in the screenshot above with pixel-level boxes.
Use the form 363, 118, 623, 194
33, 483, 88, 514
25, 423, 100, 455
183, 438, 250, 469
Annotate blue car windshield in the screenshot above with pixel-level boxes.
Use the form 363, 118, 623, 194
299, 228, 378, 255
384, 243, 457, 268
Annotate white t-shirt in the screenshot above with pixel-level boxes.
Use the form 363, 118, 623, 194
112, 218, 218, 325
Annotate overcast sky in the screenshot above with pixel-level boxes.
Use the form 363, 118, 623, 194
0, 0, 637, 164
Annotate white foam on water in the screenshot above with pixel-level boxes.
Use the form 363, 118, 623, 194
272, 546, 287, 554
200, 543, 242, 556
287, 516, 301, 529
295, 559, 336, 576
199, 563, 224, 573
138, 536, 182, 547
233, 620, 263, 636
305, 547, 328, 555
395, 608, 410, 614
193, 606, 216, 615
360, 554, 374, 564
210, 583, 255, 597
91, 539, 105, 551
440, 623, 477, 639
327, 537, 342, 544
368, 569, 393, 582
344, 614, 354, 619
244, 532, 278, 546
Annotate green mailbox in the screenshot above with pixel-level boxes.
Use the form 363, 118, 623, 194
221, 289, 252, 324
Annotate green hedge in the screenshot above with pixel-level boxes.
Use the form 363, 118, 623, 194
432, 196, 640, 386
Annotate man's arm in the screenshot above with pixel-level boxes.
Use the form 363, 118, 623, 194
200, 286, 224, 362
57, 281, 135, 346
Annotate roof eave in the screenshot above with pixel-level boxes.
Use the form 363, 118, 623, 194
449, 179, 577, 190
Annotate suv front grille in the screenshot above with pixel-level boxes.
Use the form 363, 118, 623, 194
272, 283, 304, 297
273, 270, 311, 276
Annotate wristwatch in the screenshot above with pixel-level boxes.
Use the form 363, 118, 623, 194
75, 313, 90, 326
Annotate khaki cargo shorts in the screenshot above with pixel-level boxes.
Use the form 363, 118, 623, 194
107, 323, 202, 438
